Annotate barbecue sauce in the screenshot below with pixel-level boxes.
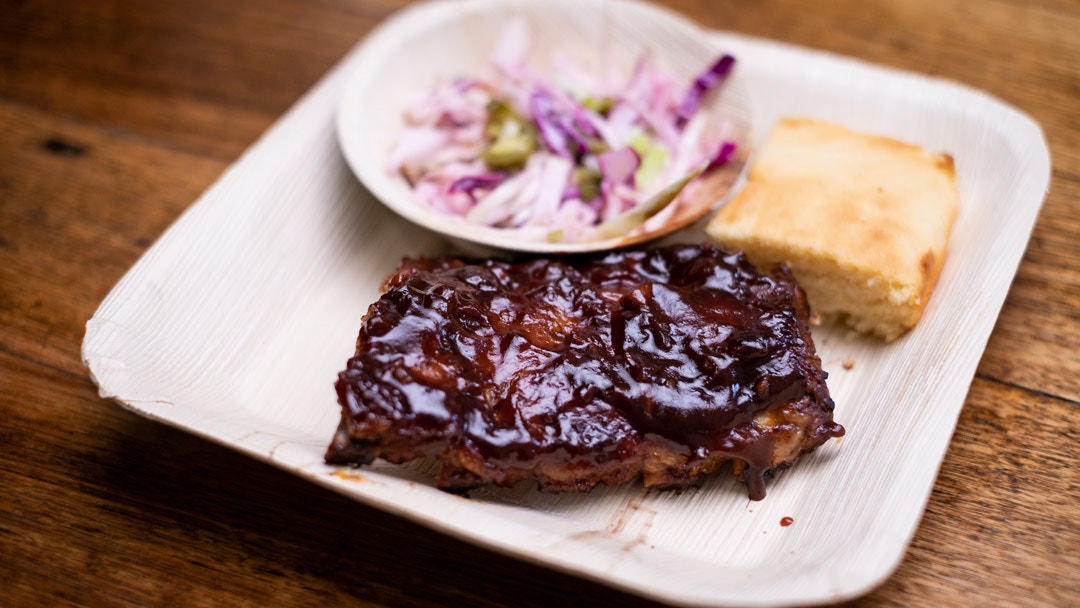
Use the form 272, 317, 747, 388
331, 244, 843, 500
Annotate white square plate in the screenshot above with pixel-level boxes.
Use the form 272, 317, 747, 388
83, 27, 1049, 608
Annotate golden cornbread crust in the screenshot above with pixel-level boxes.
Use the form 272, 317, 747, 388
705, 117, 959, 341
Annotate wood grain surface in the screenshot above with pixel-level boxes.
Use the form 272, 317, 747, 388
1, 0, 1077, 606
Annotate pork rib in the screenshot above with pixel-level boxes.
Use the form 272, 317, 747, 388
327, 244, 843, 500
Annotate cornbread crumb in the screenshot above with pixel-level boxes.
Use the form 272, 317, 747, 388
706, 117, 959, 341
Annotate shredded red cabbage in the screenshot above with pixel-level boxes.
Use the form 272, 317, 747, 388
674, 54, 735, 129
704, 140, 738, 174
448, 173, 507, 200
531, 90, 587, 158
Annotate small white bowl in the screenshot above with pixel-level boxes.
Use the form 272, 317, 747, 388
336, 0, 752, 254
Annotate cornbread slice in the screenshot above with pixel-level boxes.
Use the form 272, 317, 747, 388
706, 117, 959, 341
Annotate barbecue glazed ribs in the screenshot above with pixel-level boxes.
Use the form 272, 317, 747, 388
327, 244, 843, 500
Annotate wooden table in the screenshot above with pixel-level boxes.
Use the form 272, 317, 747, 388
2, 1, 1077, 605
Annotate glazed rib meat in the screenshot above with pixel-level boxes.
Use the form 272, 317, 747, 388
327, 244, 843, 500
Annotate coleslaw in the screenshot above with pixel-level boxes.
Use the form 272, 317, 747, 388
388, 22, 738, 243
